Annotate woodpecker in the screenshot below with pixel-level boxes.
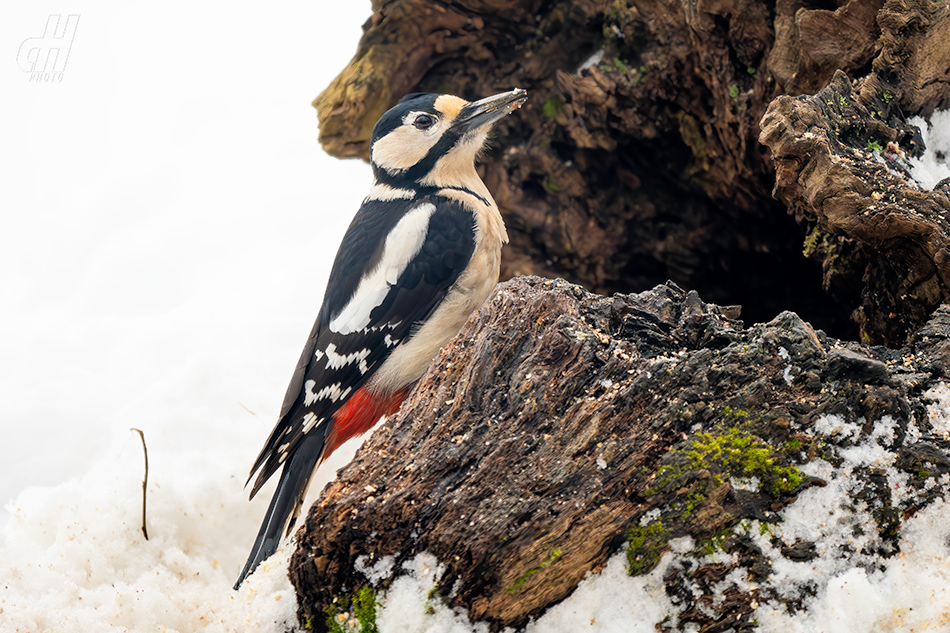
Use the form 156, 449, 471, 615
234, 88, 527, 588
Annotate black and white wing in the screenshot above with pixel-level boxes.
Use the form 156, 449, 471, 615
246, 194, 477, 496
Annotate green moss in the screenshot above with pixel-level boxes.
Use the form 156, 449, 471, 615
802, 226, 824, 258
883, 91, 895, 102
729, 84, 739, 99
746, 67, 756, 76
721, 405, 749, 418
698, 528, 732, 555
507, 549, 563, 594
631, 65, 647, 85
354, 587, 378, 632
325, 587, 379, 633
867, 139, 884, 153
680, 488, 708, 517
543, 177, 561, 193
626, 521, 669, 575
786, 438, 803, 451
613, 57, 628, 73
653, 428, 803, 497
542, 96, 564, 119
687, 428, 803, 495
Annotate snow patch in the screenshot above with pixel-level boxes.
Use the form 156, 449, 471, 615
355, 554, 396, 587
576, 49, 605, 73
813, 414, 861, 441
908, 110, 950, 190
926, 381, 950, 438
756, 499, 950, 632
0, 450, 301, 633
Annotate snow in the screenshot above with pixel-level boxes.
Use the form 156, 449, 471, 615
371, 544, 689, 633
926, 382, 950, 439
908, 110, 950, 190
755, 499, 950, 632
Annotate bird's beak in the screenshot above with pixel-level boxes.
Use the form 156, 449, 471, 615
454, 88, 528, 134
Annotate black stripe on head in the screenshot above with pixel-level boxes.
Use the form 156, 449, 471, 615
401, 131, 465, 182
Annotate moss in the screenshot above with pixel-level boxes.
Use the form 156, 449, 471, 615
325, 587, 379, 633
786, 438, 803, 451
679, 488, 708, 517
654, 428, 803, 497
729, 84, 739, 99
867, 139, 883, 153
507, 549, 563, 594
543, 177, 561, 193
802, 226, 825, 258
542, 96, 564, 118
613, 57, 628, 73
697, 528, 732, 555
688, 428, 803, 495
626, 521, 669, 575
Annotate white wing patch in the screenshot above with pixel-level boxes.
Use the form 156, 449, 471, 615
329, 202, 437, 335
302, 412, 324, 434
323, 343, 371, 370
304, 379, 353, 405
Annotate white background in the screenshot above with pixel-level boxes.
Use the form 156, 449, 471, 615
1, 2, 371, 505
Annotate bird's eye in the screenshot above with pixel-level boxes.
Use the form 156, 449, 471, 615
413, 114, 435, 130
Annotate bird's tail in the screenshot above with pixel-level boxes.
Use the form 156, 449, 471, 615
233, 385, 411, 589
233, 433, 324, 590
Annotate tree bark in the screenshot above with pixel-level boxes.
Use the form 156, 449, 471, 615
291, 277, 950, 631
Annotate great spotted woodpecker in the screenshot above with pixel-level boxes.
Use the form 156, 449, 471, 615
234, 88, 527, 588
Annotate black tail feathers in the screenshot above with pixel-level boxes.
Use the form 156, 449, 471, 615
233, 436, 324, 589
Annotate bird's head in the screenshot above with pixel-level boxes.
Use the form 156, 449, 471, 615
369, 89, 527, 186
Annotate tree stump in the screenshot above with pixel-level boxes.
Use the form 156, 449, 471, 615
290, 277, 950, 631
291, 1, 950, 629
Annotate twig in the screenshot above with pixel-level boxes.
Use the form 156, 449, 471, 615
130, 428, 149, 540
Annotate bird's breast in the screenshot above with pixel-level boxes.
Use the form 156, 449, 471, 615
367, 190, 506, 394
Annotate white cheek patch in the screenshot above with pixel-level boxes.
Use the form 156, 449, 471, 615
329, 202, 437, 335
371, 114, 443, 172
